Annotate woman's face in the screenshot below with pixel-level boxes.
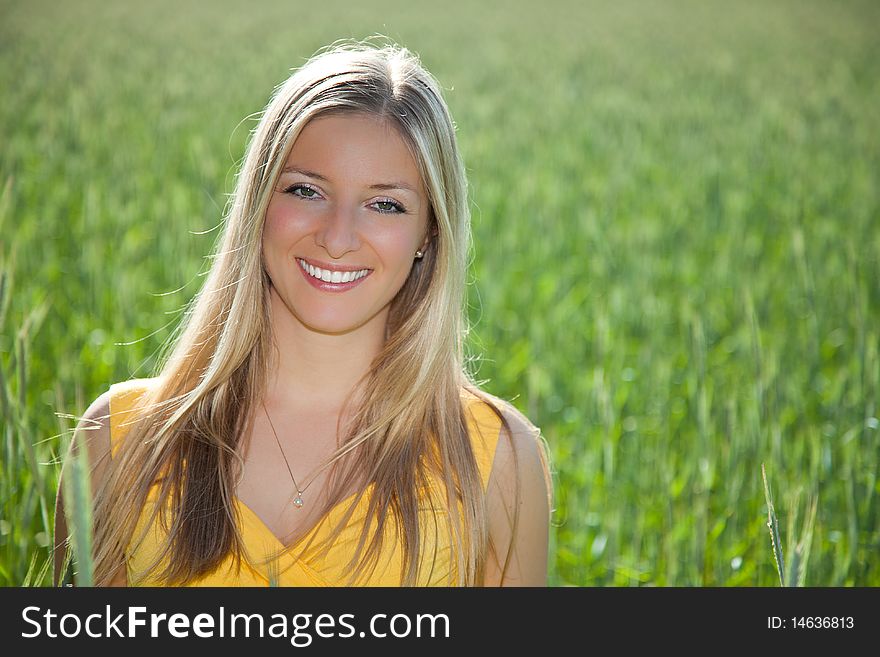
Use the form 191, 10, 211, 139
263, 113, 430, 336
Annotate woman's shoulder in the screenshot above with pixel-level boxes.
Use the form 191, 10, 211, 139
108, 376, 159, 403
106, 377, 161, 454
459, 385, 547, 491
107, 376, 160, 409
460, 385, 541, 441
60, 377, 158, 502
467, 389, 551, 585
69, 389, 114, 475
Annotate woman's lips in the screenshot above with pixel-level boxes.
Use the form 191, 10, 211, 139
297, 258, 372, 293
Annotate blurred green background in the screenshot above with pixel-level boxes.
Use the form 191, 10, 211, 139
1, 0, 878, 586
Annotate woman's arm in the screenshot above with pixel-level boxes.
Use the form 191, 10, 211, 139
53, 390, 128, 586
484, 400, 552, 586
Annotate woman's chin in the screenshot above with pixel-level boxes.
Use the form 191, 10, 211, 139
295, 310, 379, 337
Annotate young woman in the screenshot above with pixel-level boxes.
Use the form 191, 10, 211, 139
55, 41, 552, 587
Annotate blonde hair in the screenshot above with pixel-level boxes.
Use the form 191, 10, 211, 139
91, 39, 515, 586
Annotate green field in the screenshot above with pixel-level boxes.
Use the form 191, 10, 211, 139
1, 0, 878, 586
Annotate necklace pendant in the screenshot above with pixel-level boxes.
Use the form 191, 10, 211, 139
293, 494, 304, 509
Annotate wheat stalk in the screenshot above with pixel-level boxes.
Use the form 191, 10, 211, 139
61, 433, 94, 586
761, 463, 786, 586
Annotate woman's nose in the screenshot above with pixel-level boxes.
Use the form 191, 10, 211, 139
315, 205, 361, 259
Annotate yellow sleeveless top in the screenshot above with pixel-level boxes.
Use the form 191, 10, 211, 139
108, 378, 502, 586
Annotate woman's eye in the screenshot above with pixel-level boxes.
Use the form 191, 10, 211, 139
373, 199, 406, 214
282, 185, 404, 214
284, 184, 321, 199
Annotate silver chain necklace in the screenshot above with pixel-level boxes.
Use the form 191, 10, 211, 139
261, 400, 322, 509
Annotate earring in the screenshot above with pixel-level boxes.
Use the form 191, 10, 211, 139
415, 250, 424, 259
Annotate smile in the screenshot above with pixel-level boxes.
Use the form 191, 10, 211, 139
297, 258, 372, 291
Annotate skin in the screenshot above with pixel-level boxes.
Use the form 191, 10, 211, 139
483, 400, 551, 586
55, 112, 550, 586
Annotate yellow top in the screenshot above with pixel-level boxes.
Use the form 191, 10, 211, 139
108, 378, 502, 586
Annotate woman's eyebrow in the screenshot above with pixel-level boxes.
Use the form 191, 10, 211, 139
369, 181, 416, 193
281, 166, 417, 193
281, 166, 328, 181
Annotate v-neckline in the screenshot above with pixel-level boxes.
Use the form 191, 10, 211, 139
234, 483, 374, 553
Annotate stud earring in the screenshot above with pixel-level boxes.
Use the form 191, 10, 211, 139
415, 250, 424, 259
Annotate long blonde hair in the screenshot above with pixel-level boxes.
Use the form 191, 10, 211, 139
91, 39, 514, 586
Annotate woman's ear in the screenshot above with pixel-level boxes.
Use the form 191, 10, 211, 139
419, 227, 436, 253
427, 222, 440, 245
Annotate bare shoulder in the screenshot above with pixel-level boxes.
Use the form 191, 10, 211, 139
462, 387, 551, 506
87, 376, 158, 453
72, 388, 114, 472
478, 392, 552, 586
65, 376, 158, 485
495, 396, 541, 444
468, 390, 546, 473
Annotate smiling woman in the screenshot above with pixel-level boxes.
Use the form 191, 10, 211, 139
264, 114, 430, 337
54, 40, 552, 587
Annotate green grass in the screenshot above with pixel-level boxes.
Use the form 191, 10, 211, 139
1, 0, 878, 586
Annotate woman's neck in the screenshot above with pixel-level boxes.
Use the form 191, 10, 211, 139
263, 286, 386, 414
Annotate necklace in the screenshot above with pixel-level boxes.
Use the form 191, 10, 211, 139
261, 400, 315, 510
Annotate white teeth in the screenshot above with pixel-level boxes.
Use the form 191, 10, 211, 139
298, 259, 369, 285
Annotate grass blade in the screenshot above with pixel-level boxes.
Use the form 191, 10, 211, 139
761, 463, 786, 587
61, 433, 94, 586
